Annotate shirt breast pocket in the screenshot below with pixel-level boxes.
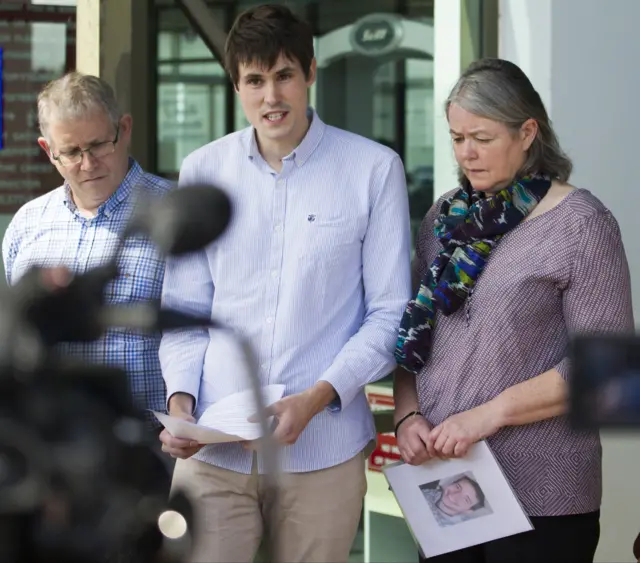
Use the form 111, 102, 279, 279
296, 216, 361, 265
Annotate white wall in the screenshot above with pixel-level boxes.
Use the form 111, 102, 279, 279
498, 0, 552, 112
500, 1, 640, 561
550, 0, 640, 319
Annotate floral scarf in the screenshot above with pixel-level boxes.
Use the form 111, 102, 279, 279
394, 176, 552, 374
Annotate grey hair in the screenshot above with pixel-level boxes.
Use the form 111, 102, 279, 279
37, 71, 121, 143
446, 58, 572, 188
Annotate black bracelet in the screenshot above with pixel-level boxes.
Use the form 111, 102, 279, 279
394, 410, 422, 437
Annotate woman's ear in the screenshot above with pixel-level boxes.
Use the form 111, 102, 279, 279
520, 119, 538, 151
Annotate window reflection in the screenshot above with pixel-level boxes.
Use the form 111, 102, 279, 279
31, 0, 76, 5
31, 22, 67, 71
156, 8, 229, 177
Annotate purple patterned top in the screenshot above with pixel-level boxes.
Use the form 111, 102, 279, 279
414, 188, 634, 516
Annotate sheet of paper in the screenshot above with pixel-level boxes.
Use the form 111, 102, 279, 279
383, 441, 532, 559
152, 384, 285, 444
152, 411, 246, 443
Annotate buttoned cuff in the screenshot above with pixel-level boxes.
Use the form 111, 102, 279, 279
320, 365, 359, 413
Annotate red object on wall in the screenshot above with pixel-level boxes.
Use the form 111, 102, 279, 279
367, 392, 394, 410
368, 432, 402, 473
365, 389, 400, 472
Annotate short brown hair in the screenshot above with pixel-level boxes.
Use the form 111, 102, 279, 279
224, 4, 314, 87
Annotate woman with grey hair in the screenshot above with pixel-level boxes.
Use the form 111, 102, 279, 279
393, 58, 633, 562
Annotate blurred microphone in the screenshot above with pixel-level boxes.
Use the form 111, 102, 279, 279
125, 184, 233, 255
14, 183, 233, 347
100, 304, 221, 332
16, 264, 118, 345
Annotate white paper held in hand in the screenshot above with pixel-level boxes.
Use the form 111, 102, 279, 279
152, 384, 285, 444
383, 440, 532, 559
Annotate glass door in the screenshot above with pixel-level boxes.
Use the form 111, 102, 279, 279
312, 5, 435, 244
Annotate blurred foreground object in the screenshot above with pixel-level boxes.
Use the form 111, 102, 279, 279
569, 335, 640, 429
0, 267, 193, 563
0, 183, 235, 563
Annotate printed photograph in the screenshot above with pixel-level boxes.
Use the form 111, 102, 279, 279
385, 442, 533, 557
419, 471, 493, 527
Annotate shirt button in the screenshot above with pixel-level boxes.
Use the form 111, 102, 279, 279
261, 363, 268, 369
266, 317, 274, 324
274, 224, 282, 232
271, 270, 278, 279
277, 179, 284, 185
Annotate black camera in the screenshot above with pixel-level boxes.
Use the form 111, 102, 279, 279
0, 270, 193, 563
569, 334, 640, 429
0, 185, 234, 563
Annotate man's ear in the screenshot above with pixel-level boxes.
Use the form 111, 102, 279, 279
119, 114, 133, 137
306, 58, 317, 87
38, 137, 56, 165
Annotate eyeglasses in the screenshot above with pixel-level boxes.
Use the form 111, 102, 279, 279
52, 126, 120, 167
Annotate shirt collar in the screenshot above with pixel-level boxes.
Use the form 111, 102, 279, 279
243, 107, 325, 169
63, 158, 142, 218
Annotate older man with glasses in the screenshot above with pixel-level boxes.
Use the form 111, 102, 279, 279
2, 71, 173, 432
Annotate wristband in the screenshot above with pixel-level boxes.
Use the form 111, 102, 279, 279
394, 410, 422, 437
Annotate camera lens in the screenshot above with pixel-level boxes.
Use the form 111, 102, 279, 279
0, 445, 28, 489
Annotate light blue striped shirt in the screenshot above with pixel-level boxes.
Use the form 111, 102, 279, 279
159, 109, 412, 473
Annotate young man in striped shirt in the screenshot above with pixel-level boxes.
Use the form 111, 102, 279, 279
159, 5, 412, 561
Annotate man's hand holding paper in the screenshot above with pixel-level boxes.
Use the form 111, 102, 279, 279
156, 384, 285, 458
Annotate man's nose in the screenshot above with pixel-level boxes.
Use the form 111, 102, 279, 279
263, 80, 281, 105
80, 150, 98, 171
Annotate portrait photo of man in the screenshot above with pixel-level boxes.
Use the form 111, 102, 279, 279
419, 472, 492, 527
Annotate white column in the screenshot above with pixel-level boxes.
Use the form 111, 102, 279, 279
75, 0, 100, 76
498, 0, 552, 111
75, 0, 154, 170
433, 0, 462, 199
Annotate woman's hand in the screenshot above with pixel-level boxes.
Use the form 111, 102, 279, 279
427, 404, 501, 458
396, 415, 433, 465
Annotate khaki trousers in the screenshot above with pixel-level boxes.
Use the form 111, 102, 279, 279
171, 452, 366, 563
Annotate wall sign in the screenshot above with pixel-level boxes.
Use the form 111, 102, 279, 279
349, 14, 404, 57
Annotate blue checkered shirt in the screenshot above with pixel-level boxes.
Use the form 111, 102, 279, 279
2, 160, 173, 426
